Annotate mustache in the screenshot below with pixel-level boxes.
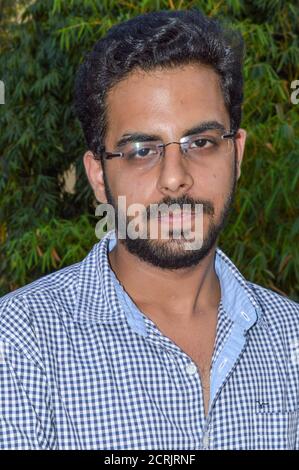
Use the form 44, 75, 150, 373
145, 195, 214, 218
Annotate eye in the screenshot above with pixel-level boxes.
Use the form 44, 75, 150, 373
127, 143, 159, 160
190, 138, 214, 149
135, 147, 154, 158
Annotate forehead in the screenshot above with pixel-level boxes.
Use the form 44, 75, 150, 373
105, 64, 229, 143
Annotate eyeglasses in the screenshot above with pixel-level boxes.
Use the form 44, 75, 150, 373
93, 129, 236, 171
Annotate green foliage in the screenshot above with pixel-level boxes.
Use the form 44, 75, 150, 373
0, 0, 298, 300
2, 214, 97, 289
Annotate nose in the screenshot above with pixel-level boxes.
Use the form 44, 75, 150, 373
156, 142, 194, 197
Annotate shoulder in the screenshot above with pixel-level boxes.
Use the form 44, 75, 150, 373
0, 260, 81, 313
0, 261, 82, 360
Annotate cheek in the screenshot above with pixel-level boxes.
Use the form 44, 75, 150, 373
108, 169, 154, 206
199, 164, 233, 208
213, 168, 235, 211
203, 167, 231, 194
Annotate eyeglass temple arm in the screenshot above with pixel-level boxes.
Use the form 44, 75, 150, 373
93, 149, 123, 160
222, 130, 237, 139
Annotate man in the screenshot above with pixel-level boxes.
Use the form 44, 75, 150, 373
0, 9, 298, 450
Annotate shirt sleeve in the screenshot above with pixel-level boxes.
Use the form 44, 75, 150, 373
0, 296, 57, 449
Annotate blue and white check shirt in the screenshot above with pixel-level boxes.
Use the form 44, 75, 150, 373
0, 229, 299, 450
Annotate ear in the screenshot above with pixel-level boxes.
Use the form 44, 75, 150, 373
83, 151, 107, 203
234, 128, 247, 181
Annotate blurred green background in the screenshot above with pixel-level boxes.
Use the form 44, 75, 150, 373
0, 0, 298, 300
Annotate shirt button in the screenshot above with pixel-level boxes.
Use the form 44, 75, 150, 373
186, 362, 197, 375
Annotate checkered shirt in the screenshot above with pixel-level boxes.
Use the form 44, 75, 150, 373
0, 229, 298, 449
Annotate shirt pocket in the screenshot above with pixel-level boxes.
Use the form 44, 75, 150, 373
253, 409, 299, 449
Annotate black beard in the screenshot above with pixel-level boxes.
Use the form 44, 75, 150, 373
102, 154, 237, 270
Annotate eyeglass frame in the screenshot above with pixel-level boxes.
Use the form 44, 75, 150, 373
93, 129, 237, 161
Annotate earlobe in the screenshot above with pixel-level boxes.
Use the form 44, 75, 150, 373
83, 151, 107, 203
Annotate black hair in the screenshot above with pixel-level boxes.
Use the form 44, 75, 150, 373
74, 8, 244, 157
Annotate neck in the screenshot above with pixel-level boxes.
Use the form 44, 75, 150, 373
108, 239, 221, 324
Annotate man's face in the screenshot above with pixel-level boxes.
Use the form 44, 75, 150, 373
84, 63, 246, 269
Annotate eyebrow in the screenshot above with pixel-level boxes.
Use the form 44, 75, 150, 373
114, 120, 227, 148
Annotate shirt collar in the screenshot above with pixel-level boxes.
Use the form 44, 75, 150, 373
73, 230, 123, 324
73, 229, 262, 330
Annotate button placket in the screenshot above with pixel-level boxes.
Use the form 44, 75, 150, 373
202, 430, 211, 449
